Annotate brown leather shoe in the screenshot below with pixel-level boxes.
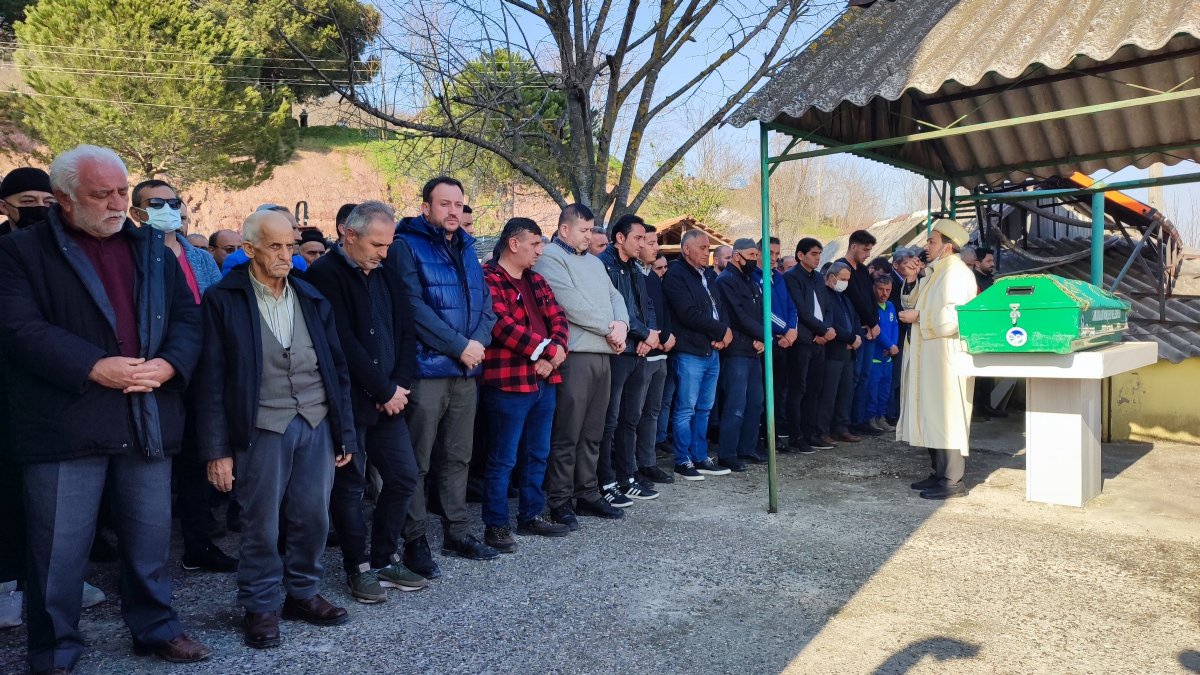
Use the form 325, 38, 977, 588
244, 611, 281, 649
281, 594, 349, 626
833, 432, 862, 443
816, 435, 839, 448
139, 633, 214, 663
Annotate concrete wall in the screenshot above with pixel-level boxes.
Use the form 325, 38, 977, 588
1104, 357, 1200, 445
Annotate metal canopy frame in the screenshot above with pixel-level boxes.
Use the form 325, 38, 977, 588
755, 79, 1200, 514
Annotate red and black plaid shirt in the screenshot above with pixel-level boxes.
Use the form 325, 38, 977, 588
483, 261, 570, 392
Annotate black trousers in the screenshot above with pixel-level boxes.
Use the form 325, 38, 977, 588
331, 415, 419, 574
929, 448, 965, 486
785, 341, 825, 441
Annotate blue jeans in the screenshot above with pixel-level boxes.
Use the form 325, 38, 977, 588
24, 455, 183, 673
483, 383, 556, 526
850, 332, 872, 426
717, 355, 765, 460
672, 352, 720, 465
656, 358, 676, 445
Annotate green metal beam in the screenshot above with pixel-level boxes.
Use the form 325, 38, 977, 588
954, 171, 1200, 204
775, 87, 1200, 162
951, 139, 1200, 182
768, 134, 803, 177
760, 122, 779, 515
1091, 191, 1106, 285
763, 123, 952, 182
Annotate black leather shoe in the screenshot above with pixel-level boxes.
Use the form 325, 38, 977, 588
181, 544, 238, 573
984, 406, 1009, 419
575, 498, 625, 520
442, 534, 500, 561
281, 594, 349, 626
243, 612, 281, 649
718, 458, 747, 472
919, 483, 968, 500
549, 504, 581, 531
403, 535, 442, 579
910, 474, 939, 490
738, 454, 766, 464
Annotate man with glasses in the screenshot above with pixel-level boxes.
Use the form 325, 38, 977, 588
0, 167, 55, 234
208, 229, 243, 270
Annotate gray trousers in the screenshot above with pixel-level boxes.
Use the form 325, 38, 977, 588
930, 448, 965, 487
546, 352, 611, 508
235, 416, 334, 613
636, 358, 669, 470
24, 455, 182, 673
404, 376, 477, 542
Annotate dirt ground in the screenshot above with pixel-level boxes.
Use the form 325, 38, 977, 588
1, 418, 1197, 674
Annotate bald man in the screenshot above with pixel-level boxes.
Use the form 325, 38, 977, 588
196, 210, 357, 649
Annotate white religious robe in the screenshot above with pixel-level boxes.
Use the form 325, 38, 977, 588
896, 253, 978, 455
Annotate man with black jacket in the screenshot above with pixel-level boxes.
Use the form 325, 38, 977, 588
635, 224, 675, 484
817, 262, 864, 446
714, 239, 766, 472
663, 229, 733, 481
784, 238, 835, 453
198, 209, 357, 649
836, 229, 880, 436
305, 201, 428, 604
597, 214, 661, 505
0, 146, 212, 671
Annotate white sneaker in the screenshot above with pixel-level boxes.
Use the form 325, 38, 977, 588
0, 582, 22, 628
82, 582, 106, 609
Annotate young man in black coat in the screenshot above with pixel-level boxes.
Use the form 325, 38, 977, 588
305, 201, 429, 602
783, 238, 835, 452
0, 146, 211, 671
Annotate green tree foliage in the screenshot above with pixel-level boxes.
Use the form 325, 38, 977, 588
642, 167, 730, 226
11, 0, 295, 188
423, 49, 569, 196
205, 0, 380, 103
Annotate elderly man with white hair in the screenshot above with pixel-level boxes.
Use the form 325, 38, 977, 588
196, 208, 357, 649
0, 145, 210, 672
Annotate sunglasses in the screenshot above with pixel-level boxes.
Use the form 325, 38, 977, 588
143, 198, 183, 210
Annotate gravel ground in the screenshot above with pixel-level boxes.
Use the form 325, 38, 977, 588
2, 418, 1198, 674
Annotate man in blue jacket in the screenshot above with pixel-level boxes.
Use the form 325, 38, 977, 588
867, 274, 899, 431
387, 176, 498, 575
751, 236, 797, 456
0, 146, 211, 671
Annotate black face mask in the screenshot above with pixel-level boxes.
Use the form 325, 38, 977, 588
740, 258, 758, 274
12, 205, 50, 228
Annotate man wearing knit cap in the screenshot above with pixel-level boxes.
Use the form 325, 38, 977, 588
896, 218, 977, 500
0, 167, 54, 235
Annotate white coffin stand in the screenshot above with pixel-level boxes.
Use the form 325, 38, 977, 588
951, 341, 1158, 507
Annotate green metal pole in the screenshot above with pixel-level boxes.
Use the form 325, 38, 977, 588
1091, 189, 1106, 285
760, 122, 778, 514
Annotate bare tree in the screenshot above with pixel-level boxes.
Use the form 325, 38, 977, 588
279, 0, 816, 224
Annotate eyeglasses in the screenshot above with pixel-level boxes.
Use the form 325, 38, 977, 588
217, 245, 239, 254
143, 198, 183, 210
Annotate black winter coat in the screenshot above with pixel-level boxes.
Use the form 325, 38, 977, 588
715, 264, 765, 357
835, 257, 878, 330
0, 210, 201, 464
642, 269, 672, 356
785, 265, 833, 344
194, 267, 357, 461
662, 258, 728, 357
824, 286, 859, 362
304, 248, 417, 428
597, 245, 655, 352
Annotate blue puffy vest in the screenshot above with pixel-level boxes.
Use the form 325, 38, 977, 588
396, 215, 487, 379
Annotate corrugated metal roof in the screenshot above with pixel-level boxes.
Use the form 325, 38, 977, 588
732, 0, 1200, 186
999, 237, 1200, 364
817, 209, 977, 266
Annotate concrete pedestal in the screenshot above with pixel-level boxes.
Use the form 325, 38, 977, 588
952, 341, 1158, 507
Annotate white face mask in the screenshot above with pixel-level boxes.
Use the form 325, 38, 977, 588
144, 204, 183, 232
833, 279, 849, 293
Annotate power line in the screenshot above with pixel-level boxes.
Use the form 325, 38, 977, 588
0, 88, 289, 115
0, 61, 354, 87
0, 39, 372, 66
0, 42, 370, 73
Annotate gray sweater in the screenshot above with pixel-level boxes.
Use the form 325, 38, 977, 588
534, 239, 629, 354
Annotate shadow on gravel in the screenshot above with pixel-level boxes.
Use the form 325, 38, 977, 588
871, 637, 981, 674
1180, 649, 1200, 673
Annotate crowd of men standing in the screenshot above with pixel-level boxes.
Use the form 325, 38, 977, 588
0, 144, 989, 674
